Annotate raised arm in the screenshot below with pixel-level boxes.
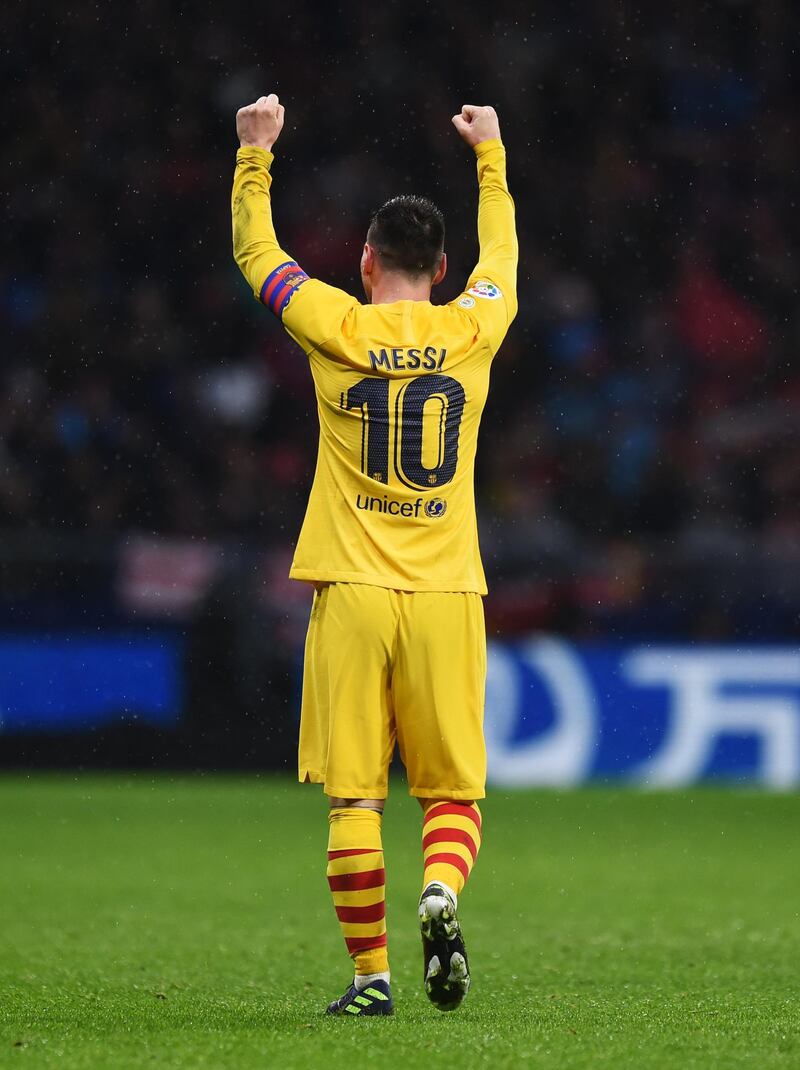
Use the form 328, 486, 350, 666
451, 105, 519, 352
231, 94, 310, 316
231, 94, 357, 349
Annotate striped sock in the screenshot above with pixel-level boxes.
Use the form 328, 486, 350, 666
327, 808, 389, 977
421, 801, 482, 897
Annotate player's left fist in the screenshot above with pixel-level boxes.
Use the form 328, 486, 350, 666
236, 94, 285, 151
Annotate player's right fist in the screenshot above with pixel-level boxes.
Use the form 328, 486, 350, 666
236, 94, 285, 151
451, 105, 501, 148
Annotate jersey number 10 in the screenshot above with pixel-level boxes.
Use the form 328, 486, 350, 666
343, 374, 466, 489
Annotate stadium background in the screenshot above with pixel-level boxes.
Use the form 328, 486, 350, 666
2, 2, 800, 769
3, 4, 800, 1067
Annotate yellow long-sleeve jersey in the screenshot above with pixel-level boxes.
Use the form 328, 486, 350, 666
232, 139, 518, 593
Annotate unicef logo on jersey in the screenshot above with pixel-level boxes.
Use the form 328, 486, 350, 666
424, 498, 448, 519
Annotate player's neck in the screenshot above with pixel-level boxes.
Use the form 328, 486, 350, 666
370, 273, 432, 305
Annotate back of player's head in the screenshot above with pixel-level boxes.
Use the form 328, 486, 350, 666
367, 195, 445, 278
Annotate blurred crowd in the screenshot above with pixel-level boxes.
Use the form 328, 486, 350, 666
3, 0, 799, 638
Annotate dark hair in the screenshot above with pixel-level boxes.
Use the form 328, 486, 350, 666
367, 195, 445, 278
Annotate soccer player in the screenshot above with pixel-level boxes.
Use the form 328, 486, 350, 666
232, 94, 517, 1016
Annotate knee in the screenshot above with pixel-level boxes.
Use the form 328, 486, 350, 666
328, 797, 385, 813
417, 797, 475, 810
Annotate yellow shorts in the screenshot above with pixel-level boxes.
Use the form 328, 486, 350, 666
298, 583, 487, 800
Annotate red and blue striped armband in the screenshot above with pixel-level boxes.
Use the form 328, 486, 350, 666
259, 261, 310, 318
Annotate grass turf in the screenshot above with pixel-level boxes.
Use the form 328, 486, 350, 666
0, 776, 798, 1069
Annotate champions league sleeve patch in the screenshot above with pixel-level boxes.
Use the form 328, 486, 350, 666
467, 280, 502, 300
260, 261, 310, 317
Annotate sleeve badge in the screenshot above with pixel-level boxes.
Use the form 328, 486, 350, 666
468, 280, 502, 300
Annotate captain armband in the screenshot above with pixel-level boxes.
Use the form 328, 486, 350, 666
259, 261, 310, 317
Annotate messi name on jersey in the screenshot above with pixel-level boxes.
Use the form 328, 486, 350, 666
368, 347, 447, 372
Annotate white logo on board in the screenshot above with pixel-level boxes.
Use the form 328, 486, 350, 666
625, 649, 800, 789
485, 638, 597, 786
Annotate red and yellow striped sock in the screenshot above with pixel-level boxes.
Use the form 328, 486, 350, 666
326, 807, 389, 977
421, 801, 482, 897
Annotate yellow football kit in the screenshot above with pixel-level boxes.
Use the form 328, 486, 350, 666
232, 138, 517, 798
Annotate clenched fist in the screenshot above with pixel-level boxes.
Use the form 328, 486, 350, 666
451, 105, 501, 148
236, 94, 285, 151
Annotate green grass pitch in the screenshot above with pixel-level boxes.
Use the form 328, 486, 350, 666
1, 776, 798, 1069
